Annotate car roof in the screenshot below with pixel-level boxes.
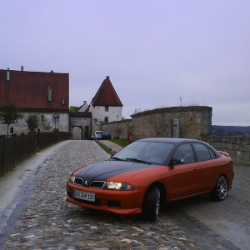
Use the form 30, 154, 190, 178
138, 137, 201, 145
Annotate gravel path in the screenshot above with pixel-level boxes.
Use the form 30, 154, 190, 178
3, 140, 199, 249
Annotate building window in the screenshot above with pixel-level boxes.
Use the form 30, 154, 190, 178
41, 115, 44, 122
48, 86, 53, 102
61, 96, 65, 105
10, 127, 14, 134
105, 106, 109, 112
105, 116, 109, 123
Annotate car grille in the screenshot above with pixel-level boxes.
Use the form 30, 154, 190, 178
89, 181, 106, 188
74, 177, 106, 189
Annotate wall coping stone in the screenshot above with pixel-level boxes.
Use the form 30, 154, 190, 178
131, 106, 212, 118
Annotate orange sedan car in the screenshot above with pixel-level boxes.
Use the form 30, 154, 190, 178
66, 138, 234, 221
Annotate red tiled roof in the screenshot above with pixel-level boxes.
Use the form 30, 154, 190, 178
92, 76, 123, 107
0, 69, 69, 111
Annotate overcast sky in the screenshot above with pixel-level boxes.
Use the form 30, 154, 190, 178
1, 0, 249, 126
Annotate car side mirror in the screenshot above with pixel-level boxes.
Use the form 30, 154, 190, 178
170, 158, 184, 167
110, 152, 116, 158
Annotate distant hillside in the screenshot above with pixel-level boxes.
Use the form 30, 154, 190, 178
212, 125, 250, 137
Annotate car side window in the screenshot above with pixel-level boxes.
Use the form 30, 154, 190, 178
173, 143, 195, 164
208, 147, 217, 159
193, 143, 212, 162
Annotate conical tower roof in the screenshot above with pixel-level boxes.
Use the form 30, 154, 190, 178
92, 76, 123, 106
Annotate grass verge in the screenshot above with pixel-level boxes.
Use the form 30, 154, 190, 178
108, 139, 127, 147
95, 140, 113, 154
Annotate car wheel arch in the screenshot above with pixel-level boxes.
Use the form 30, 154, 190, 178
142, 183, 165, 221
214, 173, 228, 186
143, 182, 166, 204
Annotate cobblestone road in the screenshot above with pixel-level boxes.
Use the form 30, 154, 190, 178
2, 140, 200, 249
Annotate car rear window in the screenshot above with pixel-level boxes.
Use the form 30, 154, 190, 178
193, 143, 214, 162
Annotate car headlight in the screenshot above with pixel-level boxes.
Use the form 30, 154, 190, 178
105, 182, 134, 191
69, 175, 75, 183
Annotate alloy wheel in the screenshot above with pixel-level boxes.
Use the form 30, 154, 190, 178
217, 176, 228, 199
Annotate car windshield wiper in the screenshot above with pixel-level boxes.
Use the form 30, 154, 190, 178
112, 156, 125, 161
126, 158, 151, 165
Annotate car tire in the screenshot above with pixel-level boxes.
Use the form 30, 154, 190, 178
210, 175, 228, 201
142, 186, 161, 221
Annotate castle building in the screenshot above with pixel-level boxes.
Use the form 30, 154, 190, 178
0, 68, 69, 135
89, 76, 123, 132
70, 76, 123, 139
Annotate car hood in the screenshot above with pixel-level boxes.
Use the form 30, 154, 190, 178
74, 160, 154, 182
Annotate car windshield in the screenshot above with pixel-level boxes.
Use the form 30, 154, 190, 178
113, 141, 174, 165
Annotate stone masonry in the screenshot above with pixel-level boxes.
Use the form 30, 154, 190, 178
102, 106, 212, 141
102, 119, 132, 140
202, 135, 250, 165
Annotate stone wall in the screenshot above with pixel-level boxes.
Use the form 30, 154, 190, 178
101, 119, 132, 139
101, 106, 212, 141
202, 135, 250, 165
131, 106, 212, 141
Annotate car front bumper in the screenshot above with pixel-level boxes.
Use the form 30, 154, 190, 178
66, 182, 143, 215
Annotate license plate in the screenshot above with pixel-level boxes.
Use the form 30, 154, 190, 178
73, 190, 95, 202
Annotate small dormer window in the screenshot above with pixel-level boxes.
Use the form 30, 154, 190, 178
61, 96, 65, 105
48, 86, 53, 102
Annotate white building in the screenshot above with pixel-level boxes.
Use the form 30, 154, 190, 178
89, 76, 123, 133
69, 76, 123, 139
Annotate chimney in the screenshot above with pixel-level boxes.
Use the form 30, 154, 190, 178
21, 66, 24, 71
6, 68, 10, 81
106, 76, 109, 80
